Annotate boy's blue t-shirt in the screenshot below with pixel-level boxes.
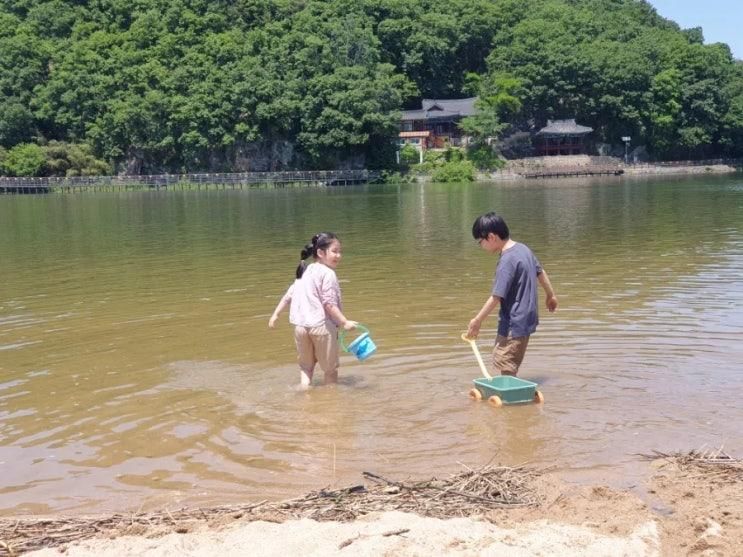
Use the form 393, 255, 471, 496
491, 242, 543, 338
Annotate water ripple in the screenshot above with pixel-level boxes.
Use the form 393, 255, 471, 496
1, 178, 742, 515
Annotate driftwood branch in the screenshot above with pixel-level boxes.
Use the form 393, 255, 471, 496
1, 464, 539, 556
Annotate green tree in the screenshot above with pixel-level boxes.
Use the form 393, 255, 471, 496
3, 143, 46, 176
646, 69, 683, 156
719, 65, 743, 155
461, 73, 523, 141
2, 0, 742, 170
43, 141, 112, 176
398, 143, 419, 166
297, 64, 413, 165
0, 99, 34, 147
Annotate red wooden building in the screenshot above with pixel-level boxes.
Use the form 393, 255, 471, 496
399, 98, 477, 150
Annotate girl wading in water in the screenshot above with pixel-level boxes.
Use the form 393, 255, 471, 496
269, 232, 358, 386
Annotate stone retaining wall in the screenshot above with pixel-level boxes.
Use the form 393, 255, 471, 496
623, 164, 738, 175
480, 155, 741, 180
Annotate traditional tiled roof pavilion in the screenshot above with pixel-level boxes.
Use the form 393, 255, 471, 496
536, 119, 593, 155
399, 97, 477, 149
400, 98, 478, 123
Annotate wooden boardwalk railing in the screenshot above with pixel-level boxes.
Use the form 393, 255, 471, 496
521, 165, 624, 179
0, 170, 380, 194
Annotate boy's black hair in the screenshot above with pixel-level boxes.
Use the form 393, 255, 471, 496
472, 212, 510, 241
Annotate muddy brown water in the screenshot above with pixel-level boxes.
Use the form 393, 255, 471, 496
1, 176, 742, 516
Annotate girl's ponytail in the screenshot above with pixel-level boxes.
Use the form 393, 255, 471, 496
295, 232, 338, 279
296, 243, 313, 279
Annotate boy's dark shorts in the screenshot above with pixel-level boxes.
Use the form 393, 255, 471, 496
492, 334, 530, 376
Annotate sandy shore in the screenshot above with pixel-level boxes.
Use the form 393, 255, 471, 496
5, 452, 741, 557
24, 511, 660, 556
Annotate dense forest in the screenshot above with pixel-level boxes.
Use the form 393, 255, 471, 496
1, 0, 742, 175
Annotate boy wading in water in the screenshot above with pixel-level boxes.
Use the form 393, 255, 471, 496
467, 212, 558, 376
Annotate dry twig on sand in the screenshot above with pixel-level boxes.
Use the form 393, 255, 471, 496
641, 448, 742, 482
0, 464, 539, 556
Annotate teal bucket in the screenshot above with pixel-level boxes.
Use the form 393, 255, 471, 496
340, 325, 377, 361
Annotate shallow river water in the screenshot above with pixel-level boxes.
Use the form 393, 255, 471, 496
1, 175, 742, 516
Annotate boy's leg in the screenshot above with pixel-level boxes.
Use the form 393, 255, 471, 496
492, 335, 530, 376
311, 324, 340, 385
294, 326, 316, 386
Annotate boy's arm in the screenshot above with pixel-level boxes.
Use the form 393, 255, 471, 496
537, 270, 558, 312
467, 295, 500, 338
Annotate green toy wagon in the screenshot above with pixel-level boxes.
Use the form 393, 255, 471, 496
470, 375, 544, 407
461, 333, 544, 407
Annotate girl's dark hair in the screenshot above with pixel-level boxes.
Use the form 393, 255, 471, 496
472, 212, 510, 241
296, 232, 339, 278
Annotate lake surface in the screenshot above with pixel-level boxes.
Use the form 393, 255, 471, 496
1, 176, 742, 516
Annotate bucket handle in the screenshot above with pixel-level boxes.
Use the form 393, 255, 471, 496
339, 324, 370, 352
461, 333, 493, 379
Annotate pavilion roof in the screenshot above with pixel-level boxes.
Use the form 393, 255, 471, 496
536, 119, 593, 136
401, 97, 477, 121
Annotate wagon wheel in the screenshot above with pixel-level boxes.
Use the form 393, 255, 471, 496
487, 395, 503, 407
468, 388, 482, 401
534, 390, 545, 404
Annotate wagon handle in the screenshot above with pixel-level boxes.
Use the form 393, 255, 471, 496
461, 333, 493, 379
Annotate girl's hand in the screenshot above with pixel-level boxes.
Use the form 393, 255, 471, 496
545, 294, 558, 313
268, 316, 278, 328
343, 320, 358, 331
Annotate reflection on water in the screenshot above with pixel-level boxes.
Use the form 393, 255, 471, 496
1, 176, 743, 515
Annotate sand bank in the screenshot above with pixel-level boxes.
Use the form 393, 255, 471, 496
4, 451, 740, 557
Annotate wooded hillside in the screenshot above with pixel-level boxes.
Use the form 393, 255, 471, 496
1, 0, 741, 174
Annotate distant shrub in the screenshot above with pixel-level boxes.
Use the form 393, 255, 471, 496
3, 143, 46, 176
431, 160, 475, 182
467, 143, 505, 170
1, 141, 112, 177
379, 170, 415, 183
399, 144, 420, 167
445, 147, 465, 162
423, 150, 446, 165
43, 141, 112, 176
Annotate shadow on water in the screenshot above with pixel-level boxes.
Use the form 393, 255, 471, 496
1, 175, 742, 514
